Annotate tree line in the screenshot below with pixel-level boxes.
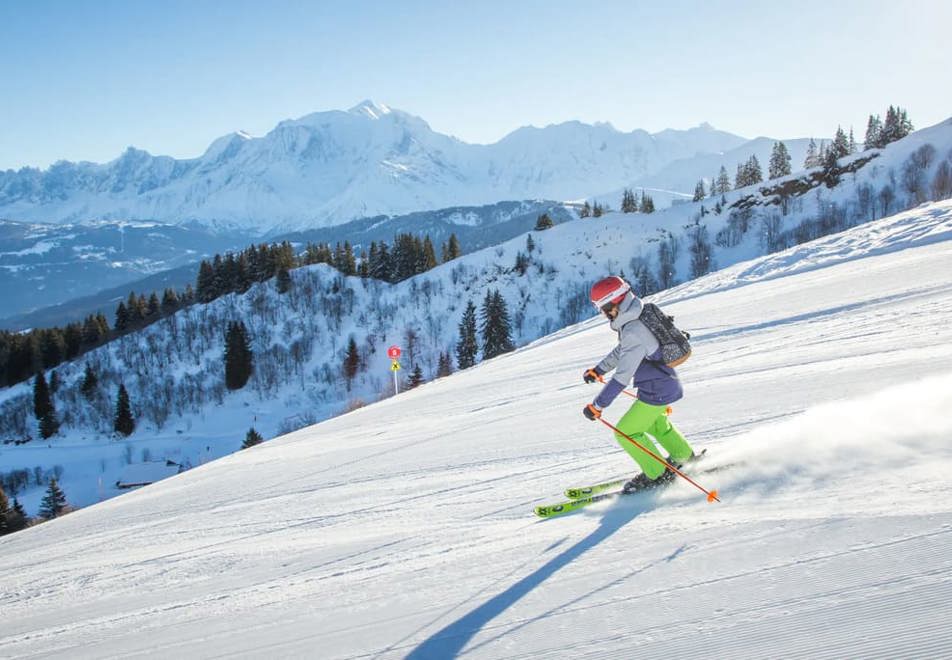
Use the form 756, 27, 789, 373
689, 104, 914, 205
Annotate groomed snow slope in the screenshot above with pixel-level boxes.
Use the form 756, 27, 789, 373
2, 203, 952, 658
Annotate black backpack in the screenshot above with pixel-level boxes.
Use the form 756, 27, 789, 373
638, 303, 692, 367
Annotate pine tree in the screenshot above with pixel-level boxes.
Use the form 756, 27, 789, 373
825, 126, 850, 169
7, 498, 28, 532
436, 351, 453, 378
12, 497, 28, 528
63, 323, 83, 359
81, 363, 98, 401
898, 107, 914, 141
639, 192, 655, 213
224, 321, 253, 390
235, 253, 252, 293
864, 114, 883, 149
146, 292, 161, 318
525, 234, 535, 254
746, 155, 763, 185
882, 106, 899, 144
455, 301, 478, 369
621, 188, 638, 212
480, 290, 514, 360
592, 202, 603, 218
161, 288, 180, 315
38, 478, 68, 519
579, 201, 591, 218
423, 236, 438, 270
114, 301, 129, 332
343, 336, 360, 391
407, 364, 425, 389
340, 241, 357, 277
40, 330, 64, 368
848, 127, 856, 154
370, 241, 392, 281
33, 371, 52, 421
513, 251, 530, 275
446, 233, 461, 261
114, 383, 135, 436
126, 291, 145, 328
82, 314, 106, 345
33, 371, 59, 438
241, 427, 264, 449
716, 166, 732, 194
693, 180, 706, 202
443, 233, 460, 263
768, 142, 792, 179
804, 138, 819, 168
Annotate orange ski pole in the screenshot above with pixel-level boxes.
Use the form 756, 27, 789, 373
598, 417, 720, 503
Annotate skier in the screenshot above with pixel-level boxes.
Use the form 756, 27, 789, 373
581, 276, 696, 493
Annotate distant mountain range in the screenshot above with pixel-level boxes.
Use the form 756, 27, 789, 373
0, 101, 748, 235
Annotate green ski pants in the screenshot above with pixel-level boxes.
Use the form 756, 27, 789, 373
614, 400, 694, 479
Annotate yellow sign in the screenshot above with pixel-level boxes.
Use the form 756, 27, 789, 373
391, 360, 401, 371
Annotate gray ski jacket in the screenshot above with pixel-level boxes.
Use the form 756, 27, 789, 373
592, 293, 683, 408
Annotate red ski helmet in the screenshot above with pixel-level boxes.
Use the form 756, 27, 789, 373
590, 276, 631, 311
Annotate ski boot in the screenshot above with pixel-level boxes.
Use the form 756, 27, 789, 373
622, 468, 676, 494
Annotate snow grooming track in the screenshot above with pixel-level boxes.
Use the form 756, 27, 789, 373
2, 202, 952, 658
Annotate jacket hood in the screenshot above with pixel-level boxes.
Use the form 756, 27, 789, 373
609, 292, 643, 332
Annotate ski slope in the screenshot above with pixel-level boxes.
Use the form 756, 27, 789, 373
2, 203, 952, 658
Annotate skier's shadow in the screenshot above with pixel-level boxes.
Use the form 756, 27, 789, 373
405, 498, 650, 659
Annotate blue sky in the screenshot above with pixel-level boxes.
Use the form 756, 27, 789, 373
1, 0, 949, 170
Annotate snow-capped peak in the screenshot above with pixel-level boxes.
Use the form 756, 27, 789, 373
348, 99, 392, 120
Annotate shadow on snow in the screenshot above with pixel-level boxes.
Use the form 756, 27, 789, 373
405, 497, 655, 659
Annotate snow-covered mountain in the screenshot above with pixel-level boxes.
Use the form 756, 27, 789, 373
0, 101, 747, 234
2, 194, 951, 657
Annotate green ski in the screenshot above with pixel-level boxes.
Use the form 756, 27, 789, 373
564, 449, 709, 499
565, 479, 627, 500
535, 491, 621, 518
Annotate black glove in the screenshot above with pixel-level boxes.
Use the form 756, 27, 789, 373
583, 368, 602, 384
582, 403, 602, 421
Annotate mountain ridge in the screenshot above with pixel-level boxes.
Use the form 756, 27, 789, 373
0, 102, 749, 234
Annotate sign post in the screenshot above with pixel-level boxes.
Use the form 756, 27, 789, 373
387, 346, 402, 395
